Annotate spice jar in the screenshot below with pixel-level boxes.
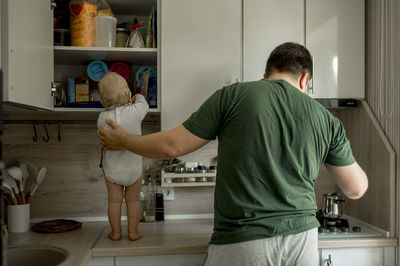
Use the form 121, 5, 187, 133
196, 165, 208, 182
116, 28, 129, 47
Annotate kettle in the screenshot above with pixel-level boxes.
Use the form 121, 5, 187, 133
322, 192, 345, 219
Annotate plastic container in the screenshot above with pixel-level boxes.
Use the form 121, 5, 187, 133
87, 60, 108, 81
109, 62, 130, 80
95, 15, 117, 47
8, 204, 30, 233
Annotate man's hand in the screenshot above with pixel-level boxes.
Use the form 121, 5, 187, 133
99, 118, 129, 150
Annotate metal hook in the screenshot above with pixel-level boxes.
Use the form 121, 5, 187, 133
57, 121, 61, 142
42, 121, 50, 142
32, 121, 38, 142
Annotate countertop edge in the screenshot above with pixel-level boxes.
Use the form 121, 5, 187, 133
318, 238, 397, 249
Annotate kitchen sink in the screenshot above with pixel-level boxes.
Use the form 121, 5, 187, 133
7, 245, 68, 266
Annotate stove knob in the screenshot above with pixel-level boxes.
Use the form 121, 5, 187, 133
329, 227, 338, 233
352, 226, 361, 232
340, 227, 349, 233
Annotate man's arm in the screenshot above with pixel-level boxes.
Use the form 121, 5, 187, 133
99, 118, 209, 159
324, 162, 368, 199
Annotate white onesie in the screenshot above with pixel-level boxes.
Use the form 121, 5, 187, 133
97, 94, 149, 186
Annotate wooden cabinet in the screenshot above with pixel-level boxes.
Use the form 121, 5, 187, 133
319, 247, 395, 266
243, 0, 304, 82
160, 0, 241, 130
2, 0, 160, 112
306, 0, 365, 99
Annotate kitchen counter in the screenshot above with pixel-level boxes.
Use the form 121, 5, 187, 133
6, 219, 397, 265
7, 221, 107, 266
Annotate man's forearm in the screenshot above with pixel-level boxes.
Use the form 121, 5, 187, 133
124, 131, 177, 159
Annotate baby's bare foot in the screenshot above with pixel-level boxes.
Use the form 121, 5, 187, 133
108, 232, 121, 241
128, 233, 143, 241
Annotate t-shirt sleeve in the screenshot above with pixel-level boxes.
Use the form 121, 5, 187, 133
183, 88, 227, 140
324, 117, 356, 166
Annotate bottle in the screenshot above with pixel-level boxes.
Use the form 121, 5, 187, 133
155, 175, 164, 221
144, 175, 155, 222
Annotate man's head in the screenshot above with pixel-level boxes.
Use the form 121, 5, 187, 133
265, 42, 313, 92
99, 72, 132, 107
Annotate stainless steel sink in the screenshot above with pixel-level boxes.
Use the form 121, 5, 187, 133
7, 245, 68, 266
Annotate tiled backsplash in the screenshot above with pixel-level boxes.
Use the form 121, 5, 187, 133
2, 114, 337, 219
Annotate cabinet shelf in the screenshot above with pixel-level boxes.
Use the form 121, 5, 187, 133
54, 46, 158, 65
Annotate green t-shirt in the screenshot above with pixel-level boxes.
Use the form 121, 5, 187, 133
183, 79, 355, 245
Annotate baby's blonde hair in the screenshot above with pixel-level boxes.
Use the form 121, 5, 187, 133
98, 72, 131, 107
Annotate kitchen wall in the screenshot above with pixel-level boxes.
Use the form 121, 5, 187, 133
366, 0, 400, 234
2, 108, 337, 219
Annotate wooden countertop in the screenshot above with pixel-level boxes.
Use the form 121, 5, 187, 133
6, 219, 397, 265
92, 219, 214, 257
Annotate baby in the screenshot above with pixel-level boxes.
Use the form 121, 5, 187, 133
97, 72, 149, 241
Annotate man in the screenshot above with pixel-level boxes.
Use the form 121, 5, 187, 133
99, 42, 368, 266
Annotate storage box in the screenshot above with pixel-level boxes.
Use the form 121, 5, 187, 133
75, 76, 89, 102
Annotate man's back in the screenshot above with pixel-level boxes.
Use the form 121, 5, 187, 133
183, 79, 355, 244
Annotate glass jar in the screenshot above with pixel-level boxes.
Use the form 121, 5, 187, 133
116, 28, 130, 47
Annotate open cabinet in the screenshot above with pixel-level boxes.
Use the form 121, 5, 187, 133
2, 0, 160, 112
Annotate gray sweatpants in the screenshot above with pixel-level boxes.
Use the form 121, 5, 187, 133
203, 228, 318, 266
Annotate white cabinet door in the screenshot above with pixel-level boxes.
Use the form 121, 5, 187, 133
306, 0, 365, 99
2, 0, 54, 110
319, 247, 391, 266
85, 256, 114, 266
161, 0, 241, 130
243, 0, 304, 82
116, 254, 205, 266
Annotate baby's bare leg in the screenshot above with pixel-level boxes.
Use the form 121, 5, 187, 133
105, 178, 124, 241
125, 175, 143, 241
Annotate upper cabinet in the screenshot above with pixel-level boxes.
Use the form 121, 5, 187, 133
2, 0, 54, 110
243, 0, 304, 82
161, 0, 241, 130
2, 0, 160, 112
306, 0, 365, 99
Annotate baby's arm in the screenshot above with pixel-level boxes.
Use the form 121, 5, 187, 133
133, 94, 149, 120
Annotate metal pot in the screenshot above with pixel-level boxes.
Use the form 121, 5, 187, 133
322, 193, 345, 219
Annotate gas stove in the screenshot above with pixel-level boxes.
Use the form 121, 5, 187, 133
316, 211, 387, 239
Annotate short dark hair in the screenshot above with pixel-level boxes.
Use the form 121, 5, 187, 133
265, 42, 313, 80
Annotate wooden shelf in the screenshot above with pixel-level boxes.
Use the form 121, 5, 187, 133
54, 47, 158, 65
161, 170, 216, 187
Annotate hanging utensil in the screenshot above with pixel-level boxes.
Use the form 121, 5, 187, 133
7, 166, 25, 204
27, 167, 47, 203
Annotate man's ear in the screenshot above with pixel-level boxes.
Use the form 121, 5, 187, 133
263, 73, 267, 79
128, 92, 132, 103
299, 73, 309, 93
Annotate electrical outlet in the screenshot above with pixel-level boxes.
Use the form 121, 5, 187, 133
162, 187, 174, 200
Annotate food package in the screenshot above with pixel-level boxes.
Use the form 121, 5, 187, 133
75, 77, 90, 102
97, 0, 113, 16
127, 22, 145, 48
69, 0, 98, 46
